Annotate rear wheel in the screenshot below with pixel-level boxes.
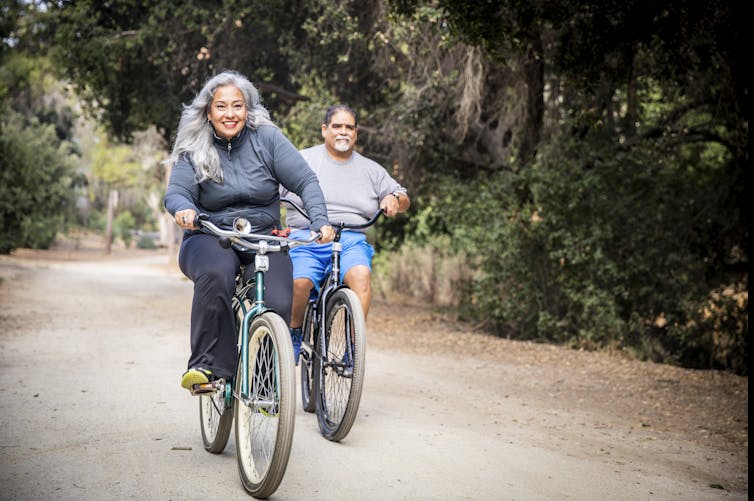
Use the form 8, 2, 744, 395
199, 381, 233, 453
315, 288, 366, 442
234, 312, 296, 498
300, 300, 318, 413
200, 303, 241, 453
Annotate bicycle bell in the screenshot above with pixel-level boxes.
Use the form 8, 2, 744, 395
233, 217, 252, 234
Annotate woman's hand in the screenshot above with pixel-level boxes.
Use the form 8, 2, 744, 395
175, 209, 197, 230
317, 225, 335, 244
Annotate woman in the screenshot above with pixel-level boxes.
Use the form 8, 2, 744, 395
164, 70, 334, 391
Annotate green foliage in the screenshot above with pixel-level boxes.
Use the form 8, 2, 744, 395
10, 0, 743, 374
91, 134, 142, 187
409, 126, 746, 373
136, 233, 157, 249
279, 73, 337, 149
41, 0, 346, 141
85, 210, 107, 232
113, 210, 136, 247
0, 115, 79, 253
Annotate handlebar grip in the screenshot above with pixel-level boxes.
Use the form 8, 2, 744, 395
192, 213, 208, 227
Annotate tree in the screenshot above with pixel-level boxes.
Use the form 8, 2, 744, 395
28, 0, 747, 372
88, 132, 143, 253
0, 114, 80, 253
0, 35, 82, 253
42, 0, 322, 143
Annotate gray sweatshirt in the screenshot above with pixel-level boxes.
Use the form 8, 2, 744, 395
164, 125, 330, 235
280, 144, 407, 232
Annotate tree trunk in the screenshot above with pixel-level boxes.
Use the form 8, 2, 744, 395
518, 31, 545, 165
104, 189, 118, 254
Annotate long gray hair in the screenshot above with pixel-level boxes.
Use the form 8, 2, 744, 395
166, 70, 275, 183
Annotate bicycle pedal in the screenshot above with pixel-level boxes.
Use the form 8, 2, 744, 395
190, 380, 224, 396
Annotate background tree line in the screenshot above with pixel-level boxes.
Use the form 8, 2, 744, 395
1, 0, 747, 374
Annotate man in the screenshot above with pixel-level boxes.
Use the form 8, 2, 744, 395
280, 104, 410, 363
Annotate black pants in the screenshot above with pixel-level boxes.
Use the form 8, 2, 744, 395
178, 233, 293, 380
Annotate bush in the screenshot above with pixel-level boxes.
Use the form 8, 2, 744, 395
136, 233, 157, 249
113, 211, 136, 248
395, 132, 747, 374
0, 116, 78, 253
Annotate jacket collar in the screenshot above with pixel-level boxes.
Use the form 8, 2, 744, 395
212, 125, 249, 148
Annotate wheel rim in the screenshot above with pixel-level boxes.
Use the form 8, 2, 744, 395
200, 390, 225, 441
320, 301, 353, 428
301, 302, 317, 411
236, 325, 279, 483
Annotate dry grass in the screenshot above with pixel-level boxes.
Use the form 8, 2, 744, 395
372, 242, 472, 307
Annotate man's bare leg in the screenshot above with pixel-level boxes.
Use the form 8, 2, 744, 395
290, 277, 314, 329
343, 265, 372, 319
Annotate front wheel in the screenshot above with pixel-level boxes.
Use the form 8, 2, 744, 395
234, 312, 296, 498
315, 288, 366, 442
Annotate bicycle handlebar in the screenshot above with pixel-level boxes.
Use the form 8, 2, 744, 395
281, 198, 383, 230
194, 213, 321, 253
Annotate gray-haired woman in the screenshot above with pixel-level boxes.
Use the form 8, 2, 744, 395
164, 70, 334, 391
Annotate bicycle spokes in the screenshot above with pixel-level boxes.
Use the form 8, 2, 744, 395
251, 334, 280, 416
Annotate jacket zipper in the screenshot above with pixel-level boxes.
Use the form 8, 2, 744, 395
227, 141, 232, 159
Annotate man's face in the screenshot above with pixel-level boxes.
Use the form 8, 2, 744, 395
207, 84, 247, 140
322, 110, 357, 156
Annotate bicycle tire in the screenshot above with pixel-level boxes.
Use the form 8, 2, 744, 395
300, 300, 318, 413
199, 303, 243, 454
199, 382, 233, 453
234, 312, 296, 498
315, 288, 366, 442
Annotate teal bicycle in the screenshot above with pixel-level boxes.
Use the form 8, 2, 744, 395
192, 214, 319, 498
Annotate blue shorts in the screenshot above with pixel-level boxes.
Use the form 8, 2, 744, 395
289, 230, 375, 290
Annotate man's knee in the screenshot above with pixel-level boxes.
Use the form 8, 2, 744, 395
344, 266, 371, 292
293, 278, 314, 296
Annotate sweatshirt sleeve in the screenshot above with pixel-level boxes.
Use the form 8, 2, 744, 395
163, 153, 200, 216
268, 129, 330, 232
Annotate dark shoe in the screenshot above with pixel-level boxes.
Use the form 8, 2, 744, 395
341, 349, 353, 377
290, 328, 303, 365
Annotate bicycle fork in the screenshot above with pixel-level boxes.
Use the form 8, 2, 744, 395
235, 252, 271, 407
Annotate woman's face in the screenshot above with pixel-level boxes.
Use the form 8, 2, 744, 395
207, 85, 247, 140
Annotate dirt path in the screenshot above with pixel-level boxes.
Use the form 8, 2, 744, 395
0, 246, 747, 500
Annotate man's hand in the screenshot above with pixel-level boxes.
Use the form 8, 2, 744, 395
379, 193, 401, 217
317, 225, 335, 243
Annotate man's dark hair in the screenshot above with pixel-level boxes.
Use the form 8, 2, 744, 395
324, 104, 358, 127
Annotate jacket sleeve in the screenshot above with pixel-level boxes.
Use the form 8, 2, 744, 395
163, 153, 200, 216
268, 129, 330, 231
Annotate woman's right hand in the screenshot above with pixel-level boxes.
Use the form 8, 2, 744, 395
175, 209, 197, 230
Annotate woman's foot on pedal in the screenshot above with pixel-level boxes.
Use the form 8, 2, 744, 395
181, 367, 213, 390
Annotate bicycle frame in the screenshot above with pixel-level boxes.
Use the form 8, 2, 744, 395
238, 252, 269, 401
193, 212, 322, 497
281, 198, 382, 363
197, 216, 318, 402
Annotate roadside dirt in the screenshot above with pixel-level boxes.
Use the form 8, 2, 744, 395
0, 236, 747, 500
